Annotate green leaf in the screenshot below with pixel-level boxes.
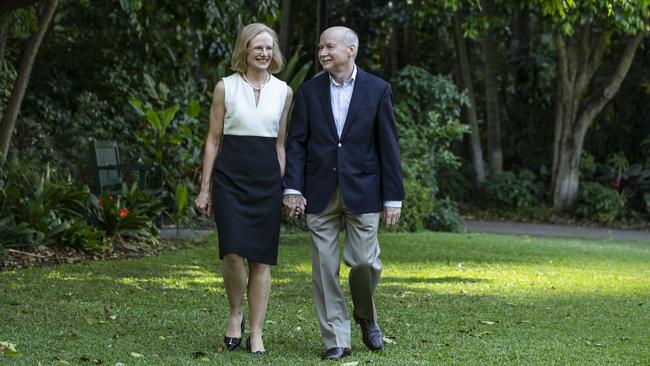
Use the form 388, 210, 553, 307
161, 105, 180, 132
175, 184, 188, 213
143, 74, 159, 100
289, 62, 312, 92
145, 109, 162, 131
187, 98, 201, 118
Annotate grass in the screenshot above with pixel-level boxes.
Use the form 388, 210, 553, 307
1, 232, 649, 365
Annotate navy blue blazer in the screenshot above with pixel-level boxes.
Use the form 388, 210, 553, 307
283, 68, 405, 214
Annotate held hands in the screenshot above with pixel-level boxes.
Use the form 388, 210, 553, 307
195, 191, 212, 216
383, 206, 401, 227
283, 194, 307, 218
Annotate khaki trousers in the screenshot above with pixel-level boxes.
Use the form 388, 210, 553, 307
306, 186, 381, 348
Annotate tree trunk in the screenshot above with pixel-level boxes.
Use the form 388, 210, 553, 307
0, 21, 8, 77
453, 7, 486, 189
279, 0, 292, 57
315, 0, 328, 74
0, 0, 59, 164
551, 27, 646, 206
482, 0, 502, 176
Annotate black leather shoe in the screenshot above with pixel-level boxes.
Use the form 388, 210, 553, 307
353, 313, 383, 351
246, 336, 266, 355
223, 314, 245, 351
321, 347, 351, 360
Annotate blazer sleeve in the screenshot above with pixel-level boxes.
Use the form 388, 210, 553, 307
282, 86, 309, 192
376, 84, 405, 201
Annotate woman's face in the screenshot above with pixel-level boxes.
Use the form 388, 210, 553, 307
246, 32, 274, 72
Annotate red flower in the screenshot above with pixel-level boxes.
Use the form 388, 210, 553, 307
109, 195, 114, 202
118, 208, 129, 218
98, 197, 104, 206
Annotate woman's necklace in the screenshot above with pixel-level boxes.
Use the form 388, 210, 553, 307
242, 72, 270, 90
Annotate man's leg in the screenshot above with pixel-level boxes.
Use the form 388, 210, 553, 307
342, 211, 381, 323
306, 187, 350, 349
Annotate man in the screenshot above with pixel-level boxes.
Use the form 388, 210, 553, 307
283, 26, 405, 361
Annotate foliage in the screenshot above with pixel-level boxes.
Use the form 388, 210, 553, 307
485, 169, 542, 209
428, 196, 464, 233
0, 159, 106, 250
392, 65, 469, 191
169, 184, 190, 237
277, 50, 313, 92
89, 183, 165, 240
393, 179, 434, 232
575, 181, 626, 223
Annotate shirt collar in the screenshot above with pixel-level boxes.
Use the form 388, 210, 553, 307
329, 64, 357, 87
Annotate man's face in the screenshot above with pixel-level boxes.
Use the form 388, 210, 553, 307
246, 32, 274, 72
318, 30, 354, 73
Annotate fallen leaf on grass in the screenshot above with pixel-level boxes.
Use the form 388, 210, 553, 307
479, 321, 495, 325
0, 341, 20, 356
341, 362, 359, 366
382, 336, 395, 344
130, 352, 144, 358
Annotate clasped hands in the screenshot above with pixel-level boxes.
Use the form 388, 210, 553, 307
282, 193, 401, 227
283, 194, 306, 218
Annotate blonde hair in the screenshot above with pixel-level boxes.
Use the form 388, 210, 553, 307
231, 23, 284, 74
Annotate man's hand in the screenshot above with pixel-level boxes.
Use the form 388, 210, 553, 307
383, 206, 401, 227
283, 194, 307, 218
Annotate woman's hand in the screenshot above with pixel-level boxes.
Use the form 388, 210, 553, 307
195, 191, 212, 216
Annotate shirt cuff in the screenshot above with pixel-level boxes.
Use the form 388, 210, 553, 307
283, 189, 302, 195
383, 201, 402, 208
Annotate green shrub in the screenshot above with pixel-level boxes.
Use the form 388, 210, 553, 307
575, 182, 626, 223
428, 197, 464, 233
88, 184, 164, 239
485, 169, 541, 209
0, 159, 105, 249
395, 179, 434, 232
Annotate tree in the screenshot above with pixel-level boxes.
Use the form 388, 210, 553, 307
538, 0, 650, 206
482, 0, 503, 176
0, 0, 58, 164
453, 1, 487, 188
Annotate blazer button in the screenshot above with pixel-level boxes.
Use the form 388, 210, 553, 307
337, 143, 342, 147
332, 167, 337, 172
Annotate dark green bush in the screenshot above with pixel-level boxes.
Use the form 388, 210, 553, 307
0, 159, 163, 250
395, 179, 434, 232
575, 182, 626, 223
428, 197, 464, 233
485, 169, 541, 209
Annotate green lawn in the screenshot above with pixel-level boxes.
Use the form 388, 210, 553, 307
1, 232, 649, 365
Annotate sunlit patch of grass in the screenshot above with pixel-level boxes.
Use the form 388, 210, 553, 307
1, 232, 648, 365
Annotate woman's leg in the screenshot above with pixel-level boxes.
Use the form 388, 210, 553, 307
222, 253, 247, 338
247, 261, 271, 352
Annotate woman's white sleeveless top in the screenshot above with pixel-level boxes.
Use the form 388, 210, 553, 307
222, 73, 287, 137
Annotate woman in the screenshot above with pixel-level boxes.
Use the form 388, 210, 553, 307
195, 23, 293, 354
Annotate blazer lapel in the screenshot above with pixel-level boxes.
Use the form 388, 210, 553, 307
340, 68, 370, 141
316, 74, 339, 141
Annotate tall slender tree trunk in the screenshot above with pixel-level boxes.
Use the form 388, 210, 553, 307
0, 0, 59, 164
315, 0, 328, 74
0, 22, 9, 77
551, 26, 646, 206
453, 7, 486, 189
482, 0, 502, 176
279, 0, 292, 57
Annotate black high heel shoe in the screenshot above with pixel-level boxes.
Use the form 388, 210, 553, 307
246, 336, 266, 355
223, 314, 245, 351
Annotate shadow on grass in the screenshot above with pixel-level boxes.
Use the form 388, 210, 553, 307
381, 276, 488, 285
